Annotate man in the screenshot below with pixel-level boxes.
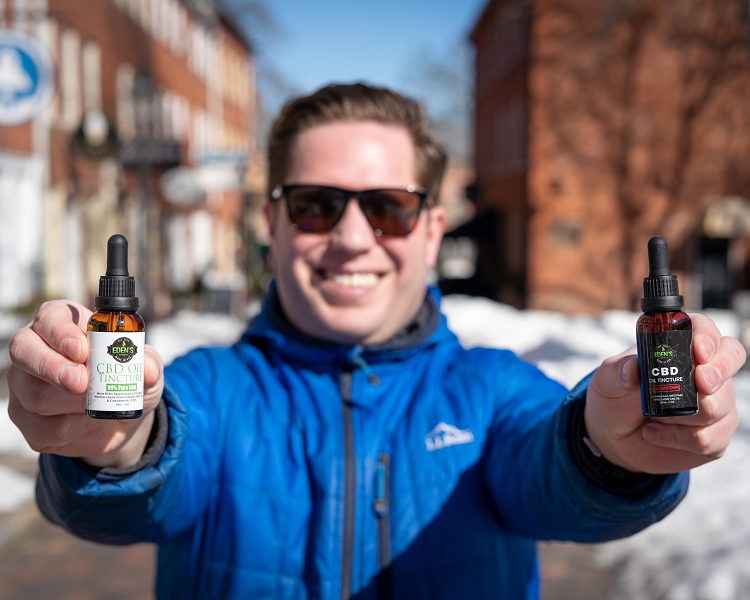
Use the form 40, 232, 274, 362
8, 84, 745, 599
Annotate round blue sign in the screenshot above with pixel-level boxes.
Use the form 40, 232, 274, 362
0, 29, 53, 125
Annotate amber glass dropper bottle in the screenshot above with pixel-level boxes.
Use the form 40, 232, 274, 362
636, 236, 697, 417
86, 234, 145, 419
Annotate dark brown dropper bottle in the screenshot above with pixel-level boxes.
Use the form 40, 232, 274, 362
86, 234, 145, 420
636, 236, 697, 417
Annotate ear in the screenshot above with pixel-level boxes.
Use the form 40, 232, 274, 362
424, 205, 446, 269
263, 198, 278, 243
263, 199, 274, 233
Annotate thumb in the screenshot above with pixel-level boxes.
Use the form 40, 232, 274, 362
586, 350, 646, 445
590, 350, 640, 400
143, 345, 164, 412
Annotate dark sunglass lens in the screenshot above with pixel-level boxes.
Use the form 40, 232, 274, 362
360, 190, 423, 235
286, 187, 347, 232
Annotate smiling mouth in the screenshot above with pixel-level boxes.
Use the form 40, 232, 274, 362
319, 270, 380, 288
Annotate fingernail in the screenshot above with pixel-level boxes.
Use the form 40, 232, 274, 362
58, 365, 82, 392
62, 337, 82, 361
621, 357, 638, 388
704, 365, 721, 392
698, 337, 716, 361
643, 424, 659, 443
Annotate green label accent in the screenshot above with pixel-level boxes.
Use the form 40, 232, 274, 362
106, 383, 138, 392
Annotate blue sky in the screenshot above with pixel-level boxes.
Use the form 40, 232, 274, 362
233, 0, 488, 110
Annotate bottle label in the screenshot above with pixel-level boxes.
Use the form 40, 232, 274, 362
86, 331, 145, 412
637, 330, 697, 415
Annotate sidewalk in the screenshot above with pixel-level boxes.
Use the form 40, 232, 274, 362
0, 502, 155, 600
0, 500, 612, 600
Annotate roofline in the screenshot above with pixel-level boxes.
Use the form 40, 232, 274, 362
219, 13, 254, 54
469, 0, 501, 43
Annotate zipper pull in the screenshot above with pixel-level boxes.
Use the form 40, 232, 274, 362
374, 452, 390, 516
351, 351, 381, 386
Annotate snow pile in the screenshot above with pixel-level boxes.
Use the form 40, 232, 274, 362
442, 296, 637, 387
0, 465, 34, 513
146, 309, 249, 366
0, 400, 36, 459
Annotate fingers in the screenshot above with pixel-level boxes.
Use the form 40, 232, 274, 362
8, 397, 102, 453
651, 378, 735, 427
9, 342, 162, 418
689, 313, 721, 365
589, 349, 640, 400
642, 401, 739, 458
29, 301, 91, 362
8, 366, 86, 416
694, 335, 746, 396
143, 346, 164, 391
10, 327, 88, 395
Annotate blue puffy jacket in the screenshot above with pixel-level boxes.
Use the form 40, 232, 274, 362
37, 288, 688, 599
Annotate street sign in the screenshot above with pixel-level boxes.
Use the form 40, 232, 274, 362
159, 167, 204, 205
0, 29, 54, 126
197, 151, 247, 166
159, 163, 244, 206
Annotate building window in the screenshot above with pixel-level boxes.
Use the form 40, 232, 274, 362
82, 41, 101, 111
492, 99, 527, 177
138, 0, 149, 30
170, 94, 183, 140
550, 219, 584, 246
116, 62, 136, 141
161, 91, 172, 139
177, 5, 189, 56
190, 23, 211, 80
192, 109, 207, 162
60, 29, 81, 132
167, 0, 179, 52
12, 0, 27, 24
126, 0, 138, 21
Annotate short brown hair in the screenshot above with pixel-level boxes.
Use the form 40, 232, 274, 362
267, 83, 447, 200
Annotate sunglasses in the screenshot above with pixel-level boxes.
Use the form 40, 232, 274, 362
271, 184, 429, 236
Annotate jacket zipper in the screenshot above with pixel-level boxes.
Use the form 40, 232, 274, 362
340, 368, 355, 600
374, 452, 393, 599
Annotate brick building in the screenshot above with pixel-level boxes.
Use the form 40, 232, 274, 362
471, 0, 750, 313
0, 0, 256, 316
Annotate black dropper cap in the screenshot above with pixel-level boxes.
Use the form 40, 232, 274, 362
641, 236, 683, 312
95, 234, 139, 311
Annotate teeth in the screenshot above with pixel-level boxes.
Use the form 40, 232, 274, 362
329, 272, 379, 288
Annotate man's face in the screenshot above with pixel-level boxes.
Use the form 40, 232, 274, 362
266, 120, 446, 345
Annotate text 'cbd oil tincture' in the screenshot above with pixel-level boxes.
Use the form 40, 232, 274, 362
636, 236, 697, 417
86, 234, 145, 419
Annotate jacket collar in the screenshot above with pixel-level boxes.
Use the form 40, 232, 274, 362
239, 280, 451, 368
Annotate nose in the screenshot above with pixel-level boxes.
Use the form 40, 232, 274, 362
328, 198, 377, 254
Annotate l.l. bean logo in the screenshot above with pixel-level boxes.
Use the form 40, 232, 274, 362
107, 337, 138, 363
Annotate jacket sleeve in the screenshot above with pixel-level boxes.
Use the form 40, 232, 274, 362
482, 352, 688, 542
36, 347, 229, 545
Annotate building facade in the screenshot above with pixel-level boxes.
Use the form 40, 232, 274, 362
0, 0, 256, 316
472, 0, 750, 313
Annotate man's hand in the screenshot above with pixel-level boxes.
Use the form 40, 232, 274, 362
584, 313, 746, 474
8, 300, 164, 468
